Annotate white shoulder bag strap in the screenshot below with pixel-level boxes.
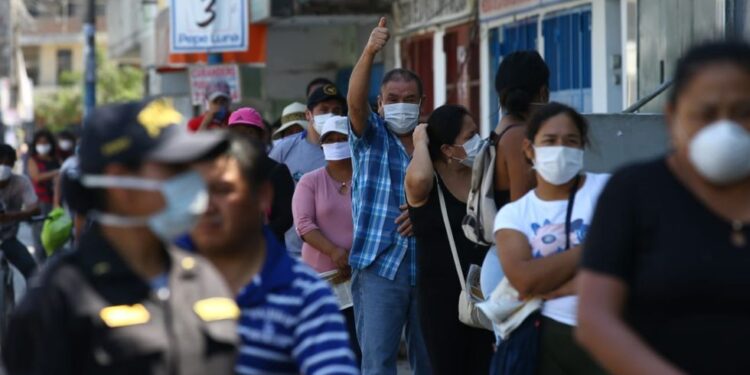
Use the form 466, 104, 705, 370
435, 175, 467, 291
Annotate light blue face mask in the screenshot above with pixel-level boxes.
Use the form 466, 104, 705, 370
149, 171, 208, 241
453, 134, 483, 168
81, 170, 208, 242
383, 102, 420, 135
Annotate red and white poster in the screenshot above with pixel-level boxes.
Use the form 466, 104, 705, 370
189, 64, 242, 105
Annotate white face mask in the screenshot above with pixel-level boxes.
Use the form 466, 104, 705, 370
534, 146, 584, 185
36, 144, 52, 156
452, 134, 483, 168
313, 113, 334, 136
322, 141, 351, 161
688, 119, 750, 185
59, 140, 74, 151
0, 165, 12, 181
383, 103, 420, 135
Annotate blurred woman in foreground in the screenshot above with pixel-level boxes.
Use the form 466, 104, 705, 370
577, 41, 750, 375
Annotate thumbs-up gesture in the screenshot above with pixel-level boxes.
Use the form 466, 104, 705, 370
365, 17, 390, 57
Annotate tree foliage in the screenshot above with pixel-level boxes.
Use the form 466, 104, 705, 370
34, 50, 143, 131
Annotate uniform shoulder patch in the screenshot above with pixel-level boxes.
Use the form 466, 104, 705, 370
194, 297, 240, 322
99, 304, 151, 328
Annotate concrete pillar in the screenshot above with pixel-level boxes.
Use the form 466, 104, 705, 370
591, 0, 624, 113
620, 0, 637, 109
479, 23, 491, 137
433, 28, 446, 109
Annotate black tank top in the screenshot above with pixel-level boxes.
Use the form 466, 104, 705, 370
493, 124, 523, 208
410, 174, 489, 280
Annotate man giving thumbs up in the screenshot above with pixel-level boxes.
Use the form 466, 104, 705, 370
346, 17, 431, 375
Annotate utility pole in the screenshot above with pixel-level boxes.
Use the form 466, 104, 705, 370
83, 0, 96, 119
0, 0, 12, 140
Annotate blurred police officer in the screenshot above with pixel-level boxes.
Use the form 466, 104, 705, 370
3, 99, 238, 375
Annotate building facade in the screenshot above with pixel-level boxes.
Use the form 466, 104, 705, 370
395, 0, 481, 121
106, 0, 392, 124
635, 0, 750, 111
103, 0, 750, 132
20, 0, 108, 94
478, 0, 750, 132
478, 0, 625, 134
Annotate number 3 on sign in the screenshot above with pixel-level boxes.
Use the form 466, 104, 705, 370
197, 0, 217, 27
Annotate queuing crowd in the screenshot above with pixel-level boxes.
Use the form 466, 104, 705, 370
0, 127, 79, 281
0, 16, 748, 375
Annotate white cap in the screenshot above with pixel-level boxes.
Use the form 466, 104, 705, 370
320, 116, 349, 142
274, 102, 309, 135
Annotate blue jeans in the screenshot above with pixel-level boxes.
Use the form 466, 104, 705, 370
1, 237, 37, 279
489, 312, 541, 375
351, 259, 431, 375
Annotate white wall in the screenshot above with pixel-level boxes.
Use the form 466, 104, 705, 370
263, 17, 382, 101
106, 0, 142, 60
155, 71, 194, 120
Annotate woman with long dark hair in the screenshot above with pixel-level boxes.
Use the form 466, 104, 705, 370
494, 102, 608, 374
482, 51, 553, 336
493, 50, 551, 203
406, 105, 495, 374
27, 129, 60, 260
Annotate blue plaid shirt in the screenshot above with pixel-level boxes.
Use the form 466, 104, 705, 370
349, 112, 416, 284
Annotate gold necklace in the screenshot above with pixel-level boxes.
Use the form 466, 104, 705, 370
337, 181, 348, 195
731, 220, 747, 247
327, 166, 349, 195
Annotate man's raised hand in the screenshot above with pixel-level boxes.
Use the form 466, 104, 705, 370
365, 17, 390, 56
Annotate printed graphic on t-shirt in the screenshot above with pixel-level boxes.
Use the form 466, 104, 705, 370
529, 219, 587, 258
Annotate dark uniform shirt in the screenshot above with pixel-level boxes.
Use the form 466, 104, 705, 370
3, 224, 238, 375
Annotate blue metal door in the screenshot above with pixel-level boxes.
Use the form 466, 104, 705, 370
543, 6, 592, 112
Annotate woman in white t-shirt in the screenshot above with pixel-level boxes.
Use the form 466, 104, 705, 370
493, 102, 608, 375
